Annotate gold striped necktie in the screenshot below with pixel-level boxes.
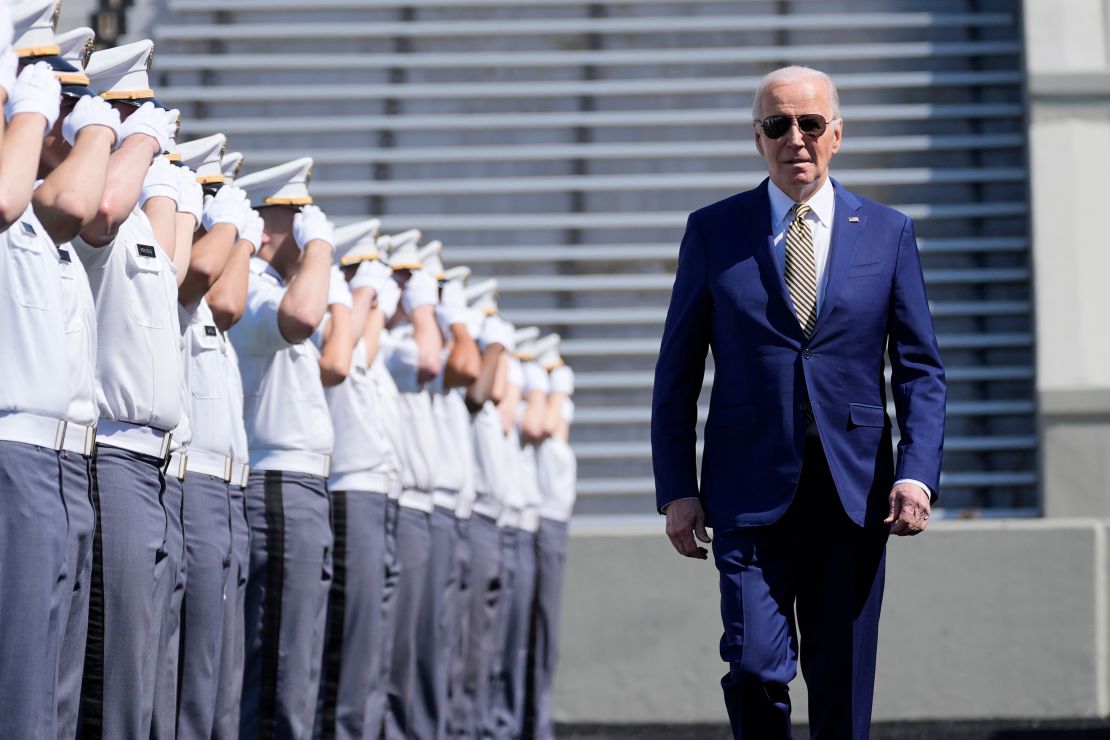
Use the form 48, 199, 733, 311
784, 202, 818, 337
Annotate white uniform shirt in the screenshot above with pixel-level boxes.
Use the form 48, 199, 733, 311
448, 389, 477, 519
228, 257, 333, 474
429, 364, 467, 497
327, 338, 399, 493
518, 441, 543, 533
73, 207, 182, 431
536, 435, 577, 523
497, 426, 529, 529
57, 240, 99, 427
381, 328, 437, 511
180, 299, 237, 456
0, 207, 69, 418
470, 401, 507, 521
225, 338, 250, 483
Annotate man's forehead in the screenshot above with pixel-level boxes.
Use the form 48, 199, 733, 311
758, 79, 829, 112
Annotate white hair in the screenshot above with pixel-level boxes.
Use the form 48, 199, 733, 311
751, 66, 841, 122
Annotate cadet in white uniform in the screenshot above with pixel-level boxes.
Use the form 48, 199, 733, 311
11, 10, 119, 736
453, 282, 515, 738
527, 347, 577, 740
381, 234, 444, 740
173, 133, 255, 739
71, 38, 183, 739
314, 219, 399, 740
228, 158, 338, 739
0, 16, 73, 735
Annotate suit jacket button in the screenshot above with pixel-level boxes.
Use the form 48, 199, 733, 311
803, 349, 813, 359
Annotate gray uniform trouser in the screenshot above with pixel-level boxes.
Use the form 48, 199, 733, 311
412, 504, 461, 740
57, 449, 95, 740
151, 472, 187, 740
0, 442, 67, 740
176, 472, 233, 739
316, 489, 393, 740
490, 527, 534, 739
79, 444, 173, 739
523, 518, 568, 740
446, 517, 472, 735
450, 513, 503, 739
373, 499, 403, 736
240, 470, 333, 740
385, 505, 432, 740
486, 526, 519, 739
212, 483, 251, 740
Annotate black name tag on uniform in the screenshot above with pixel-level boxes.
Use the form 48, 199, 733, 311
20, 221, 36, 236
204, 325, 218, 337
137, 244, 157, 258
57, 248, 72, 263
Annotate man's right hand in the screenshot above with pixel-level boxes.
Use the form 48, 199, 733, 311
665, 498, 711, 560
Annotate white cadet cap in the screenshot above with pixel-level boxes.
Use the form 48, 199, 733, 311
513, 327, 541, 359
235, 156, 314, 208
13, 2, 94, 94
334, 218, 383, 266
177, 134, 227, 184
417, 241, 444, 280
388, 230, 423, 272
464, 278, 498, 316
86, 38, 161, 104
537, 333, 564, 370
442, 265, 470, 285
221, 151, 244, 181
55, 26, 94, 70
12, 0, 60, 58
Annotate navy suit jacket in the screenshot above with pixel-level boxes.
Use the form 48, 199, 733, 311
651, 178, 946, 529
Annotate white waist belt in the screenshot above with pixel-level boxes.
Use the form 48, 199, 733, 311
329, 470, 392, 494
233, 461, 250, 489
470, 492, 502, 522
251, 449, 331, 478
432, 488, 458, 511
164, 451, 188, 481
97, 420, 172, 461
398, 488, 434, 513
0, 412, 83, 452
186, 447, 233, 482
388, 477, 402, 501
497, 506, 522, 530
62, 421, 96, 456
520, 508, 541, 533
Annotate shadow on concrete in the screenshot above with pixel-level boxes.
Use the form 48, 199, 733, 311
557, 719, 1110, 739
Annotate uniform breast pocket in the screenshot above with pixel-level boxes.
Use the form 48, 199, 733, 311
189, 331, 225, 400
125, 244, 168, 329
7, 225, 54, 311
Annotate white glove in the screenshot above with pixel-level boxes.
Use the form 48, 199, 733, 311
0, 7, 12, 58
327, 265, 352, 308
202, 184, 248, 235
464, 306, 485, 339
478, 314, 514, 352
507, 356, 524, 388
5, 62, 61, 130
0, 50, 17, 99
293, 204, 333, 251
62, 95, 121, 148
375, 278, 402, 320
349, 259, 392, 296
522, 361, 551, 395
118, 102, 179, 153
549, 365, 575, 395
435, 280, 468, 335
176, 167, 203, 226
140, 155, 179, 205
240, 208, 264, 254
401, 270, 438, 312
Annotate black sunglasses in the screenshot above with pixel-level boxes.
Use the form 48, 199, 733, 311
757, 114, 833, 140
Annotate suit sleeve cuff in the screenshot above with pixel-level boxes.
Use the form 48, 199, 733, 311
894, 478, 933, 502
659, 496, 699, 514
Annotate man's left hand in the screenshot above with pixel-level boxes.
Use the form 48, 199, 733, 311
884, 482, 931, 536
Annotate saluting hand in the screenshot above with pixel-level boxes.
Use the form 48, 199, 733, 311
5, 62, 61, 131
665, 498, 711, 560
884, 481, 931, 536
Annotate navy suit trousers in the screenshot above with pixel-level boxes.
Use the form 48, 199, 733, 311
712, 432, 888, 740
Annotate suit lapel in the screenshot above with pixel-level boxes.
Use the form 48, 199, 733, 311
810, 180, 863, 338
744, 180, 798, 323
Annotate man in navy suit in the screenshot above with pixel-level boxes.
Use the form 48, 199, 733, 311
651, 66, 946, 739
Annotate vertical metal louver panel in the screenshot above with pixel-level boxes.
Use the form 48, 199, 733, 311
156, 0, 1033, 520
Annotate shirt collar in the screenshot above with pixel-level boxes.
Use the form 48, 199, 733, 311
768, 177, 836, 230
249, 255, 285, 285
